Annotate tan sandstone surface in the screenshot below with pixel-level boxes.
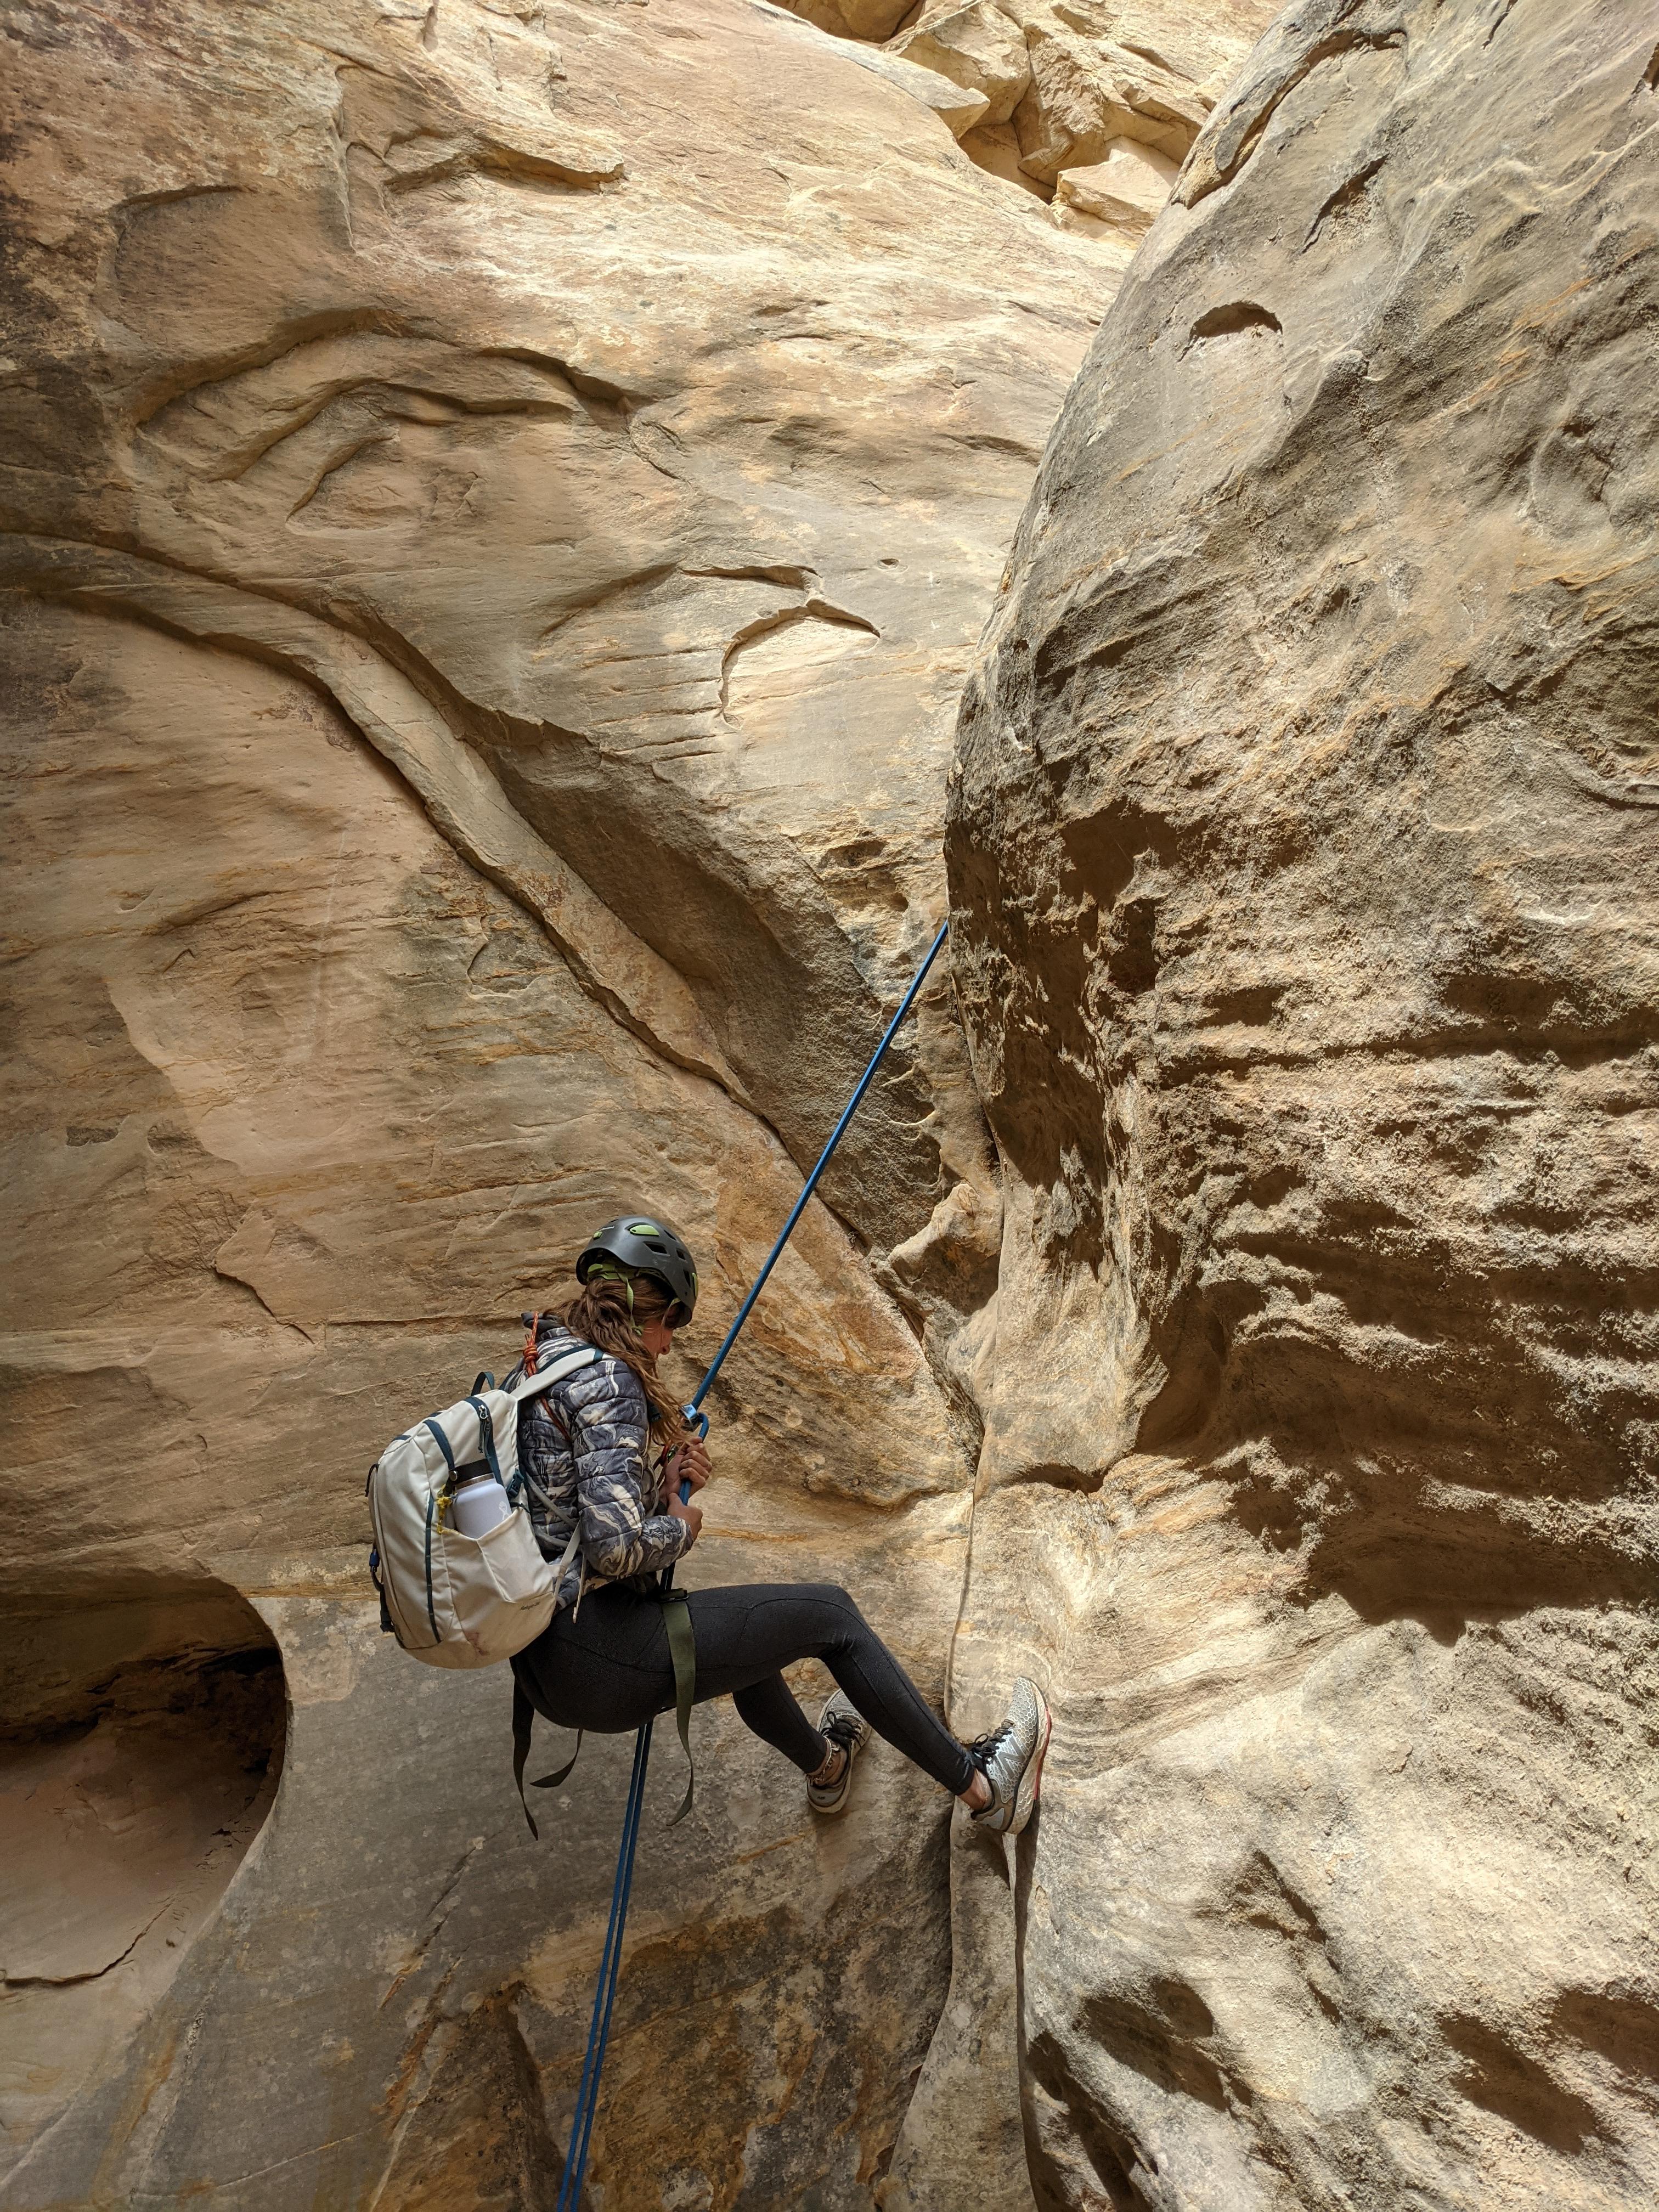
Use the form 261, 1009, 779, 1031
0, 0, 1175, 2203
778, 1, 1279, 263
947, 1, 1659, 2206
12, 0, 1645, 2207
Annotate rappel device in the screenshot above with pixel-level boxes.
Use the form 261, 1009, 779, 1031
554, 919, 950, 2211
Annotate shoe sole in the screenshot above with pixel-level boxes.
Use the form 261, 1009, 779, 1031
1003, 1688, 1051, 1838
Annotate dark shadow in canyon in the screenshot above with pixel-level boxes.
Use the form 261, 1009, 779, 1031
0, 1577, 286, 2176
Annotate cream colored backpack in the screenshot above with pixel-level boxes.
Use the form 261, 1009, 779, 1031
366, 1347, 599, 1668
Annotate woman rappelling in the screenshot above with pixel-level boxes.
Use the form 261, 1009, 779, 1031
507, 1213, 1050, 1835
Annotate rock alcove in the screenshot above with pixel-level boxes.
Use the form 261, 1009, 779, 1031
1, 1583, 285, 2170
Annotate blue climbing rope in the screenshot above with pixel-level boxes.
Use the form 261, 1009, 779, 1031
552, 918, 950, 2206
681, 919, 950, 1439
555, 1722, 650, 2212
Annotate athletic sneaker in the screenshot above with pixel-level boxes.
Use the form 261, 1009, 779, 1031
806, 1691, 871, 1816
967, 1677, 1051, 1837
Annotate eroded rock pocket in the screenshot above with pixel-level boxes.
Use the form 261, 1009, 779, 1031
0, 1579, 285, 2167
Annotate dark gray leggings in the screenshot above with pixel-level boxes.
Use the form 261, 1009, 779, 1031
512, 1580, 975, 1795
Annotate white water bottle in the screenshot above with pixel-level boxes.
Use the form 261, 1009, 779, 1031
452, 1472, 511, 1538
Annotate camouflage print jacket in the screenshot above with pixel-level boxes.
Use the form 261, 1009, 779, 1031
512, 1318, 691, 1611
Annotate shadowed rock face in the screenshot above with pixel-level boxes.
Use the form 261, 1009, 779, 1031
948, 1, 1659, 2205
0, 1587, 285, 2164
15, 0, 1654, 2200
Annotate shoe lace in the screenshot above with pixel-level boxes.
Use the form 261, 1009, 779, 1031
966, 1722, 1011, 1773
821, 1709, 862, 1753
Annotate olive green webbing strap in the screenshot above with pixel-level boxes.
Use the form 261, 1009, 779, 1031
513, 1674, 584, 1839
512, 1675, 540, 1839
661, 1592, 696, 1827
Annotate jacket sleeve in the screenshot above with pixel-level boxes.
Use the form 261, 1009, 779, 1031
569, 1362, 692, 1581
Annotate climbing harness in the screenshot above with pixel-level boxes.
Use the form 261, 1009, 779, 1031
552, 919, 949, 2210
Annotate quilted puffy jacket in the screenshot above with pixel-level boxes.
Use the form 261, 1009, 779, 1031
512, 1317, 691, 1611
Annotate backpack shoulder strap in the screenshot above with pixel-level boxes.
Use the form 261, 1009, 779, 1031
510, 1345, 601, 1406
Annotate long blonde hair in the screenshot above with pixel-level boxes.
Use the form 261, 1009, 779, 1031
558, 1272, 687, 1446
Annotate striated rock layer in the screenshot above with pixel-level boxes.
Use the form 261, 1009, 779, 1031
948, 1, 1659, 2206
0, 0, 1143, 2200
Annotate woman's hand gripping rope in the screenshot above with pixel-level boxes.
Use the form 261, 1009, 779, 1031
662, 1433, 711, 1541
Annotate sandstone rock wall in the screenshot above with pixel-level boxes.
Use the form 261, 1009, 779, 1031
0, 0, 1137, 2200
14, 0, 1645, 2204
776, 0, 1279, 264
947, 1, 1659, 2204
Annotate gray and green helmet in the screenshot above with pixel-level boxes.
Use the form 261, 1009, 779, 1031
576, 1213, 698, 1323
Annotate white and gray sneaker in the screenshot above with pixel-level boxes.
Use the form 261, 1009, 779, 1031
967, 1677, 1051, 1837
806, 1691, 871, 1816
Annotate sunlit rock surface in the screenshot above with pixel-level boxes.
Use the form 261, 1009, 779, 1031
778, 0, 1278, 270
948, 1, 1659, 2205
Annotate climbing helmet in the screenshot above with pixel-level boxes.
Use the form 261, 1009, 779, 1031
576, 1213, 698, 1324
